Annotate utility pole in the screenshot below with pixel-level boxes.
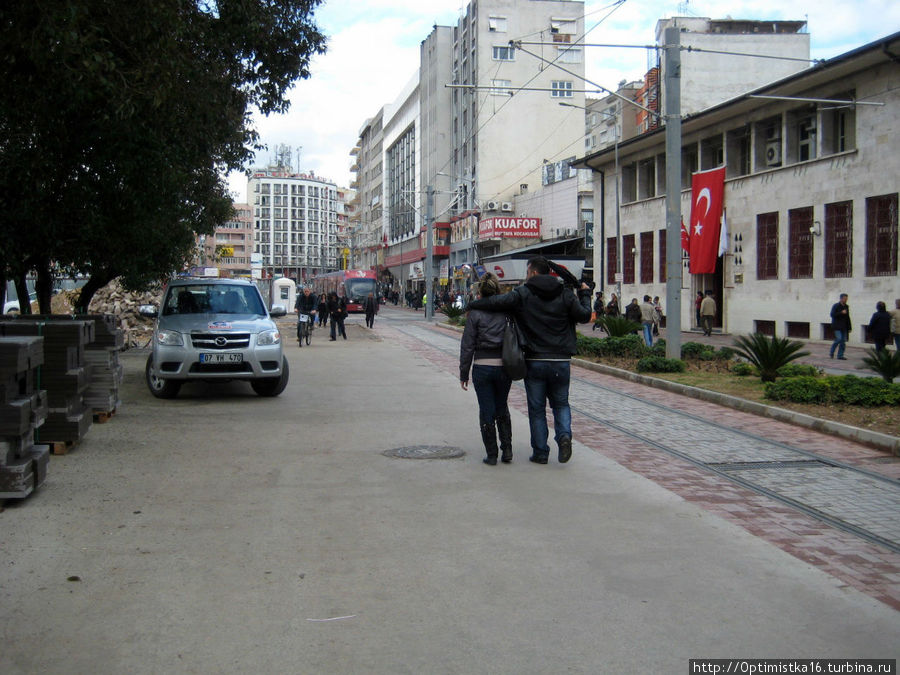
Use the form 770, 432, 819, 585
425, 184, 434, 321
664, 26, 683, 361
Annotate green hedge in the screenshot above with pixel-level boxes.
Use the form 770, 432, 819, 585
765, 374, 900, 407
636, 356, 686, 373
576, 333, 649, 359
776, 363, 821, 378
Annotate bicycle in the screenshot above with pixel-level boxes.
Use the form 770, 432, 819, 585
297, 313, 312, 346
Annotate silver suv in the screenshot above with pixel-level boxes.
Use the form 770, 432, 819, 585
140, 278, 289, 398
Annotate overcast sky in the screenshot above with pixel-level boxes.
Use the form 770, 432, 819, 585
226, 0, 898, 202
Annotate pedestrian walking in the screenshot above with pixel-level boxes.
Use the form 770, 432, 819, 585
459, 273, 512, 465
328, 291, 347, 341
364, 292, 377, 329
700, 290, 716, 336
695, 291, 704, 328
317, 293, 328, 328
625, 297, 641, 327
592, 292, 604, 331
890, 298, 900, 351
652, 296, 663, 336
605, 293, 619, 317
639, 295, 658, 347
467, 256, 592, 465
868, 301, 892, 353
829, 293, 851, 359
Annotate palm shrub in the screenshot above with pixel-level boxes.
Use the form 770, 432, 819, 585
732, 333, 810, 383
595, 314, 642, 337
440, 305, 465, 325
860, 348, 900, 383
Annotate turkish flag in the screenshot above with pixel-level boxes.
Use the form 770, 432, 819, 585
688, 167, 726, 274
680, 218, 690, 253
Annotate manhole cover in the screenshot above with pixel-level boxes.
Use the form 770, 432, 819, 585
383, 445, 466, 459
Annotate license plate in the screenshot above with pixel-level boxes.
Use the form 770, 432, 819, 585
199, 353, 243, 364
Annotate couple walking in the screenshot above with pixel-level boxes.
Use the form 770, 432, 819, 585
459, 256, 592, 465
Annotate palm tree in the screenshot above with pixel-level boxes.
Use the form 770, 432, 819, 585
732, 333, 810, 383
594, 315, 642, 338
860, 348, 900, 383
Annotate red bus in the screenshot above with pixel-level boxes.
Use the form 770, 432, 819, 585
310, 269, 377, 313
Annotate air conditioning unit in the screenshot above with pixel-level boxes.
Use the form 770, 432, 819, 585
485, 200, 498, 211
501, 202, 513, 212
765, 141, 782, 167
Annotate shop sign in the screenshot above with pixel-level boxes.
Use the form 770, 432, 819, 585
479, 217, 541, 239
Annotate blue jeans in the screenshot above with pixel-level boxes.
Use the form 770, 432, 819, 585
524, 360, 572, 457
830, 329, 847, 358
642, 322, 653, 347
472, 365, 511, 425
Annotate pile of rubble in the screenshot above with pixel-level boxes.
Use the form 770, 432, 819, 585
55, 281, 161, 349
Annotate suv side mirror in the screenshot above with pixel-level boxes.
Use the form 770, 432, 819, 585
139, 304, 159, 318
270, 304, 287, 318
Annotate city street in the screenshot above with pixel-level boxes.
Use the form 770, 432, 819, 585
1, 308, 897, 674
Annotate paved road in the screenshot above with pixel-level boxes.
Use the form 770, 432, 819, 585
1, 309, 897, 674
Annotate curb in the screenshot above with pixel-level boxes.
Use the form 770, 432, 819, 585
434, 321, 899, 456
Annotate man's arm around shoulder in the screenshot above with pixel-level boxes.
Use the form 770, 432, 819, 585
467, 288, 521, 312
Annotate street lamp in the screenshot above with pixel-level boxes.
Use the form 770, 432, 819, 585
559, 101, 620, 304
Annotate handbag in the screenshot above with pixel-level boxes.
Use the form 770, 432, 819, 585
501, 316, 527, 380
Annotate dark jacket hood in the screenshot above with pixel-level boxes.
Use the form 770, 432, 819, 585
525, 274, 563, 301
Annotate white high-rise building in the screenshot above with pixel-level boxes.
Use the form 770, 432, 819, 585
247, 167, 339, 280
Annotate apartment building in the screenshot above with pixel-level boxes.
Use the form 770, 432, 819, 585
247, 167, 340, 281
199, 203, 253, 277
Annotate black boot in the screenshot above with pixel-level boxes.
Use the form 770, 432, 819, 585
496, 413, 513, 463
480, 421, 498, 465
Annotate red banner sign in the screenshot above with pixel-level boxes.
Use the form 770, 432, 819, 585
478, 217, 541, 239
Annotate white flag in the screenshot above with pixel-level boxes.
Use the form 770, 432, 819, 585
718, 208, 729, 258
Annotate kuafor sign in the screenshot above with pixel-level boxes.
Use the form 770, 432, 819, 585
479, 217, 541, 239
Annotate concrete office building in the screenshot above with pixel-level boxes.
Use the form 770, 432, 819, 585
576, 31, 899, 346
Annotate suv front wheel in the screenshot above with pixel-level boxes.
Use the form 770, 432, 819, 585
145, 355, 182, 399
251, 357, 290, 397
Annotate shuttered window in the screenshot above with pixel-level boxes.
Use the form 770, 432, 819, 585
658, 229, 667, 282
640, 232, 654, 283
623, 234, 635, 284
788, 207, 813, 279
824, 201, 853, 278
865, 194, 897, 276
606, 237, 617, 285
756, 212, 778, 280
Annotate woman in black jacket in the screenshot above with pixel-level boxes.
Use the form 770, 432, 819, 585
459, 273, 512, 465
868, 301, 892, 352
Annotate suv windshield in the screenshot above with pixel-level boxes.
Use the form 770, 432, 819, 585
162, 283, 266, 316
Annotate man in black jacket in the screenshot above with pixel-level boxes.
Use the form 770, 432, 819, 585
829, 293, 851, 359
467, 256, 592, 464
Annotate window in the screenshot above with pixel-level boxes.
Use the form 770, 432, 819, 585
488, 16, 507, 32
621, 163, 637, 203
640, 232, 654, 284
865, 194, 898, 276
756, 212, 778, 280
822, 95, 855, 154
681, 143, 698, 189
788, 207, 814, 279
557, 47, 582, 63
658, 229, 667, 283
638, 158, 656, 200
700, 134, 724, 170
492, 45, 514, 61
623, 234, 636, 284
726, 125, 751, 177
551, 81, 573, 98
490, 79, 512, 96
824, 201, 853, 278
606, 237, 617, 285
550, 18, 577, 34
